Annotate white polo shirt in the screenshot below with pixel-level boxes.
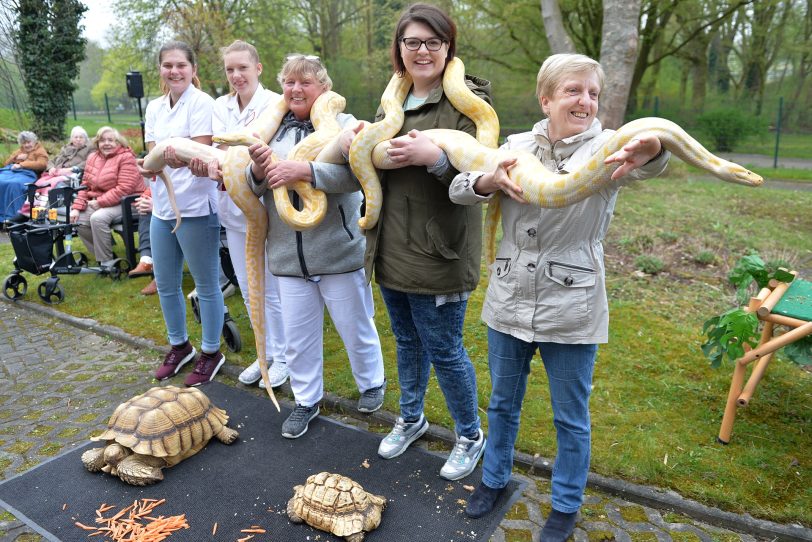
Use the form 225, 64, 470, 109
145, 85, 216, 220
212, 84, 280, 232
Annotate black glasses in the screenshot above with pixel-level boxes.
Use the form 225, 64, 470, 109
400, 37, 446, 51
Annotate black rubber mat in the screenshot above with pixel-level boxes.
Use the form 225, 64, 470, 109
0, 381, 524, 541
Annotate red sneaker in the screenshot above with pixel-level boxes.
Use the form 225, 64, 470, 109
154, 342, 196, 380
184, 351, 225, 387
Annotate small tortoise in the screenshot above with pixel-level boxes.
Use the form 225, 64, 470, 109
288, 472, 386, 541
80, 385, 238, 485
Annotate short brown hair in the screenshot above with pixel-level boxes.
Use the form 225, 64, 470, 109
391, 3, 456, 77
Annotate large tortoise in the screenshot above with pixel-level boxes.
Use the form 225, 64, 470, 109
80, 385, 238, 485
288, 472, 386, 541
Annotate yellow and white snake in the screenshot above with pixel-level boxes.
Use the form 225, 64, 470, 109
141, 91, 348, 411
347, 57, 763, 264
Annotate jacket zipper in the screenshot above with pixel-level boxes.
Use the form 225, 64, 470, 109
339, 205, 353, 240
548, 260, 595, 273
293, 191, 310, 278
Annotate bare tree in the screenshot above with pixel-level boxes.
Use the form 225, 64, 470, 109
540, 0, 575, 54
598, 0, 641, 128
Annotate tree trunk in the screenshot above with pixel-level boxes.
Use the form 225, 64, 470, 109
540, 0, 576, 54
598, 0, 641, 128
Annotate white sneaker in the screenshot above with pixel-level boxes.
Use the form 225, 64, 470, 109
439, 428, 486, 481
259, 361, 289, 388
378, 415, 429, 459
238, 359, 264, 385
186, 288, 197, 301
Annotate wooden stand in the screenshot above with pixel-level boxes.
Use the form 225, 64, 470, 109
717, 272, 812, 444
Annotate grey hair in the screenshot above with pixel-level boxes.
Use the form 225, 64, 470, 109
69, 126, 89, 143
535, 53, 605, 100
18, 131, 37, 145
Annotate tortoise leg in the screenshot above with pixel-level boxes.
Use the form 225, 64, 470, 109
345, 533, 365, 542
116, 454, 166, 486
80, 447, 107, 472
215, 425, 239, 444
286, 497, 303, 523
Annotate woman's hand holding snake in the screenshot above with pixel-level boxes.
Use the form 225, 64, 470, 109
162, 146, 186, 169
189, 157, 222, 181
339, 122, 366, 158
478, 157, 524, 203
386, 129, 443, 168
604, 131, 663, 180
265, 160, 312, 189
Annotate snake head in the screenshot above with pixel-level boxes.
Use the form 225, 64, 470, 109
212, 133, 264, 147
730, 165, 764, 187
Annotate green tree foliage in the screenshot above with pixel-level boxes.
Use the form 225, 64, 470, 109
14, 0, 86, 140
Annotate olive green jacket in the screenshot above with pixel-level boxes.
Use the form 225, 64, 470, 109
363, 74, 492, 295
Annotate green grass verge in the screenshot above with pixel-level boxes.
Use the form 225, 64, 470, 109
0, 177, 809, 526
734, 133, 812, 160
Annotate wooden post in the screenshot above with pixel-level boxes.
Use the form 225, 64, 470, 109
737, 321, 775, 406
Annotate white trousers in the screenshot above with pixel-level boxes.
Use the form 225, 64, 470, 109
225, 228, 286, 363
277, 269, 385, 407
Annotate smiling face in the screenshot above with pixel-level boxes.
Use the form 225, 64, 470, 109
21, 140, 36, 153
97, 131, 121, 157
399, 22, 448, 94
282, 72, 326, 120
159, 49, 196, 99
224, 50, 261, 99
540, 71, 601, 143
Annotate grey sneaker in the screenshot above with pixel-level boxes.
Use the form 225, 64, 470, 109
281, 404, 319, 439
238, 359, 264, 385
259, 361, 289, 388
439, 428, 486, 481
377, 415, 429, 459
357, 380, 386, 413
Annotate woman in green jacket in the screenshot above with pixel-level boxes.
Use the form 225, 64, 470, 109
357, 3, 492, 481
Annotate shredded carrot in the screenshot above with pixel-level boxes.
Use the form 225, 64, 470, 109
236, 536, 255, 542
63, 503, 68, 511
74, 498, 190, 541
212, 522, 218, 535
240, 528, 266, 533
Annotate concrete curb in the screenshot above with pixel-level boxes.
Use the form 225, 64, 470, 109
4, 297, 810, 541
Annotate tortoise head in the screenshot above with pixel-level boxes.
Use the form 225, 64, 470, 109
103, 443, 131, 467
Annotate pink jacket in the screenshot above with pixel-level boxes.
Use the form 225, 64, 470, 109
72, 146, 143, 211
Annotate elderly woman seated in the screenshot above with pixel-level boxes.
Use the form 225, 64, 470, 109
14, 126, 92, 221
70, 126, 143, 268
0, 131, 48, 222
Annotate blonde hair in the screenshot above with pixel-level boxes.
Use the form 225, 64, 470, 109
158, 41, 202, 95
93, 126, 129, 149
221, 40, 262, 96
535, 53, 605, 100
277, 55, 332, 91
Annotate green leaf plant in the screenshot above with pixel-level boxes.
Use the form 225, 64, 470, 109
703, 253, 811, 367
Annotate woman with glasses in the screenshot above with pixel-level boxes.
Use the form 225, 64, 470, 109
139, 40, 224, 387
188, 40, 289, 391
449, 53, 669, 541
344, 3, 492, 482
246, 54, 386, 439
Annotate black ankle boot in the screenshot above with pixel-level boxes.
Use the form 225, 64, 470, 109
464, 482, 505, 518
539, 509, 577, 541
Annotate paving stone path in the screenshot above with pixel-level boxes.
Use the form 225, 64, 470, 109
2, 299, 800, 542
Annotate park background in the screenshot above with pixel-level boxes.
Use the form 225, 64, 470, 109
0, 0, 810, 533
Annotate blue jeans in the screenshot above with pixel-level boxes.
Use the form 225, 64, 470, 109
482, 327, 597, 513
151, 213, 223, 353
379, 285, 480, 439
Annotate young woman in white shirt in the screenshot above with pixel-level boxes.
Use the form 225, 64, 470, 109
189, 40, 289, 389
140, 40, 225, 387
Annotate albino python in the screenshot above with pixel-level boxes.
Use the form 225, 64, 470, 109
347, 57, 763, 265
141, 91, 348, 411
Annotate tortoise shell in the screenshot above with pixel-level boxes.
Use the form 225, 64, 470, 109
93, 385, 229, 458
288, 472, 386, 540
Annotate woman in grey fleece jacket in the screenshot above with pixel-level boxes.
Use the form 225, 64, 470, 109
246, 55, 385, 439
449, 53, 670, 542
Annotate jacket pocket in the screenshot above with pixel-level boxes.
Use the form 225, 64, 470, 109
426, 217, 460, 260
545, 260, 596, 288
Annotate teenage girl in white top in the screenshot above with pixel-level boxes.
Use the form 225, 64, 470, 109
189, 40, 289, 389
140, 40, 225, 387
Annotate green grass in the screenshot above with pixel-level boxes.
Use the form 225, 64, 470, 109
734, 133, 812, 160
1, 176, 810, 526
745, 165, 812, 183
